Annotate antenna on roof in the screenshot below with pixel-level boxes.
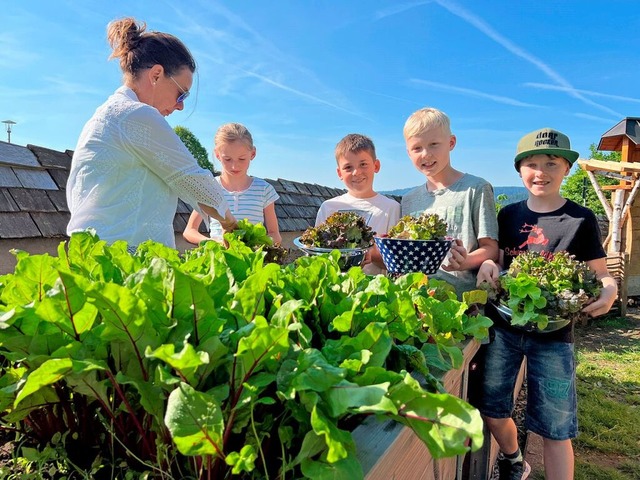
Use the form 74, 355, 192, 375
2, 120, 16, 143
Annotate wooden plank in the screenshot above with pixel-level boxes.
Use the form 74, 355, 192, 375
606, 252, 629, 317
0, 189, 19, 212
0, 212, 41, 238
602, 185, 633, 191
30, 212, 69, 237
46, 190, 69, 212
8, 188, 56, 212
0, 142, 40, 168
358, 339, 480, 480
578, 158, 640, 174
0, 166, 22, 188
14, 169, 58, 190
28, 145, 71, 169
621, 179, 640, 222
48, 168, 70, 190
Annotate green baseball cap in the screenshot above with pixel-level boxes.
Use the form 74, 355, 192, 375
514, 127, 579, 170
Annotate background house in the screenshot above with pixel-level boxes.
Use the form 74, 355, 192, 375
0, 140, 359, 274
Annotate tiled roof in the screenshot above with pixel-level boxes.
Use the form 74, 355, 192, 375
0, 141, 369, 239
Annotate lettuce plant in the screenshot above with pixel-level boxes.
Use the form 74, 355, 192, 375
496, 251, 600, 329
299, 211, 374, 249
0, 231, 490, 479
387, 213, 448, 240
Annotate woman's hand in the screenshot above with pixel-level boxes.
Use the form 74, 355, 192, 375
476, 259, 500, 288
219, 211, 238, 234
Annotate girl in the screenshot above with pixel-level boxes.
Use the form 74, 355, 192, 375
183, 123, 282, 245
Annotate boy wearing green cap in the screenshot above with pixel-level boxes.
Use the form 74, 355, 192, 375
475, 128, 617, 479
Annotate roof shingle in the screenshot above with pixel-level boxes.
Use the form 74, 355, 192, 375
0, 140, 357, 239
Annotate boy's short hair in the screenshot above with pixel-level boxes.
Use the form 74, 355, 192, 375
514, 127, 579, 171
403, 107, 451, 139
334, 133, 376, 163
214, 122, 254, 149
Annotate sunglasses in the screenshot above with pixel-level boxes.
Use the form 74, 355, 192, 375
169, 76, 190, 104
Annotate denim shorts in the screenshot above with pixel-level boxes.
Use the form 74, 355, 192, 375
477, 326, 578, 440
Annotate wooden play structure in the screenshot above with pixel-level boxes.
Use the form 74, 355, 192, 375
578, 117, 640, 313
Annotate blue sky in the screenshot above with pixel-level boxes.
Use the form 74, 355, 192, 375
2, 1, 639, 191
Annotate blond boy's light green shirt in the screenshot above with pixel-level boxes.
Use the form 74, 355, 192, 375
401, 173, 498, 296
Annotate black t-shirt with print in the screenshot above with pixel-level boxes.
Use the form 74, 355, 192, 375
493, 199, 605, 342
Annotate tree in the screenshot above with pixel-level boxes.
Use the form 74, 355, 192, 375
561, 144, 621, 215
174, 125, 215, 173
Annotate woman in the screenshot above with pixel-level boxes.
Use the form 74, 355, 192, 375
67, 17, 236, 248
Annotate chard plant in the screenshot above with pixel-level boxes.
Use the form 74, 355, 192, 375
0, 231, 490, 479
231, 219, 287, 264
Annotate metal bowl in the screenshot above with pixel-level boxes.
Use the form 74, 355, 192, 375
374, 237, 453, 275
492, 300, 572, 333
293, 237, 371, 271
493, 270, 573, 333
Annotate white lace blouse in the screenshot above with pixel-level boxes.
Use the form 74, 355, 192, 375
66, 86, 228, 248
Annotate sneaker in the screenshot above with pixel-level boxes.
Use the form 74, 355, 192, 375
497, 457, 531, 480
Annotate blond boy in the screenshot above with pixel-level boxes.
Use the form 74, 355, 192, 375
316, 133, 401, 275
401, 107, 499, 295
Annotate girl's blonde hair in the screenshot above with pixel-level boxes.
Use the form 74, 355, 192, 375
403, 107, 451, 139
214, 123, 254, 150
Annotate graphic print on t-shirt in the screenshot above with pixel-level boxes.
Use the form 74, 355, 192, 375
504, 222, 554, 261
518, 223, 549, 248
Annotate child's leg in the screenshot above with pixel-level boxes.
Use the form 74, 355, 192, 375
484, 416, 519, 457
523, 337, 577, 479
543, 438, 574, 480
477, 326, 525, 455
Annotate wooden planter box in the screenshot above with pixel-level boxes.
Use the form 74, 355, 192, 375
354, 339, 480, 480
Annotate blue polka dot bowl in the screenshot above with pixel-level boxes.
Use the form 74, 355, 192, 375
374, 237, 454, 275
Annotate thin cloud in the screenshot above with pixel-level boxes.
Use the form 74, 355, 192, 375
44, 77, 104, 96
0, 33, 39, 68
239, 68, 368, 119
434, 0, 622, 118
375, 1, 433, 20
359, 89, 423, 106
574, 113, 619, 124
409, 79, 541, 107
525, 83, 640, 104
173, 2, 361, 118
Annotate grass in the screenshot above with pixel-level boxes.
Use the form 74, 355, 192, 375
571, 316, 640, 480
